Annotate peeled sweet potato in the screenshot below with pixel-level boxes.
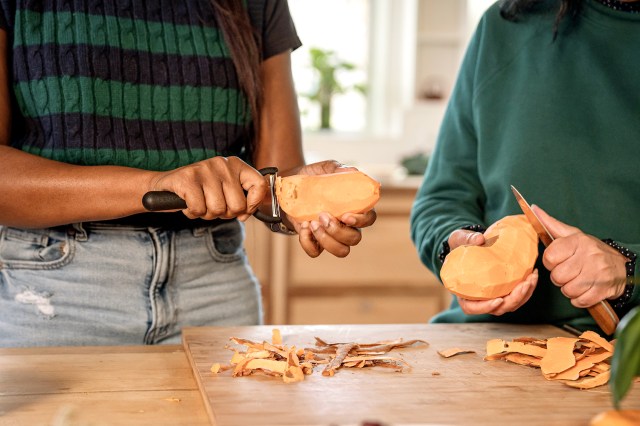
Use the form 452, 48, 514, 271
275, 171, 381, 222
590, 410, 640, 426
440, 214, 539, 300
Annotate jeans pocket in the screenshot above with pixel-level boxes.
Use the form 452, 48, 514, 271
204, 220, 244, 263
0, 226, 75, 270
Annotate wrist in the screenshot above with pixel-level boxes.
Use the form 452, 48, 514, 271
602, 239, 637, 310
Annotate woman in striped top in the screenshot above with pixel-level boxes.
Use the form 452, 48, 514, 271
0, 0, 376, 347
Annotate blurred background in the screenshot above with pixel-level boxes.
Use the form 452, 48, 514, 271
246, 0, 495, 326
288, 0, 494, 177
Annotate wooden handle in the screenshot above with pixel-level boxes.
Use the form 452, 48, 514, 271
588, 300, 619, 336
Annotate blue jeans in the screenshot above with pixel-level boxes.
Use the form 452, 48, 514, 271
0, 219, 262, 347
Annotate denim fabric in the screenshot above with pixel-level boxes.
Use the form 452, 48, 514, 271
0, 220, 262, 347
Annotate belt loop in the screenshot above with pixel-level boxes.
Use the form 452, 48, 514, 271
192, 226, 207, 237
70, 222, 88, 241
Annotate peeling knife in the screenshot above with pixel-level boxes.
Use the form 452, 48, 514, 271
510, 185, 619, 335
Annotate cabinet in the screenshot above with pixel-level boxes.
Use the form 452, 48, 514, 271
244, 181, 450, 325
415, 0, 467, 101
402, 0, 470, 155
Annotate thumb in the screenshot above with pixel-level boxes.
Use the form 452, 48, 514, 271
531, 205, 579, 239
242, 170, 269, 215
449, 229, 485, 250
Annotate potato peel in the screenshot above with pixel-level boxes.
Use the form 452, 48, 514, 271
437, 348, 476, 358
485, 332, 614, 389
211, 330, 428, 383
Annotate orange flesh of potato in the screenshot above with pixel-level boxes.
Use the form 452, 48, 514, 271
579, 330, 614, 353
590, 410, 640, 426
437, 348, 476, 358
440, 214, 539, 300
275, 171, 381, 222
563, 370, 610, 389
485, 332, 614, 389
272, 328, 282, 345
540, 337, 578, 375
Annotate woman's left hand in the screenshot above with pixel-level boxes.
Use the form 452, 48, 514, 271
534, 205, 628, 308
458, 269, 539, 316
285, 160, 377, 258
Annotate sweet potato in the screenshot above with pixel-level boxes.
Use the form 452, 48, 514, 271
590, 410, 640, 426
275, 171, 381, 222
440, 214, 539, 300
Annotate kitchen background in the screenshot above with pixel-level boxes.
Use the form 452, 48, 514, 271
245, 0, 495, 325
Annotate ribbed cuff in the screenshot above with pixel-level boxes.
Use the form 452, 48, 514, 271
602, 239, 637, 310
438, 224, 486, 264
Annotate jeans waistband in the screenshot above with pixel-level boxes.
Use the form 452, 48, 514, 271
95, 212, 233, 229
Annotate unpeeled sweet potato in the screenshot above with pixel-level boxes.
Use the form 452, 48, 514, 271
440, 214, 539, 300
275, 171, 381, 222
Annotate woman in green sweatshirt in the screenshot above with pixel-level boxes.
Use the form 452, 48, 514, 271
410, 0, 640, 335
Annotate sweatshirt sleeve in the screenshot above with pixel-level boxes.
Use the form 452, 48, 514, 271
409, 14, 489, 277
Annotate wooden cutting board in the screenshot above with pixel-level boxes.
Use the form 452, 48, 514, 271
182, 323, 640, 426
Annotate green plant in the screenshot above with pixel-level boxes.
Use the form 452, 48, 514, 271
610, 304, 640, 408
400, 152, 430, 175
302, 47, 365, 130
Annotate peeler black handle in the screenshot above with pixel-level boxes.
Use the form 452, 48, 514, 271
142, 191, 187, 211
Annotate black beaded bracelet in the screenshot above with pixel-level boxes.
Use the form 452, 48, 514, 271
602, 239, 637, 310
438, 224, 487, 264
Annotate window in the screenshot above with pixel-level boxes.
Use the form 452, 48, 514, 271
286, 1, 491, 170
288, 0, 369, 133
288, 0, 418, 138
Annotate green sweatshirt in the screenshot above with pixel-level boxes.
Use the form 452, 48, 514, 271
410, 0, 640, 333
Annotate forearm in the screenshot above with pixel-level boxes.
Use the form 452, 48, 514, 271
410, 149, 487, 275
0, 145, 158, 228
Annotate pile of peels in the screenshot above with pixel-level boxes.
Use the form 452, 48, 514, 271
485, 330, 614, 389
210, 329, 428, 383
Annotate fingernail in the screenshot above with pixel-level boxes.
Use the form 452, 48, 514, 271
319, 213, 331, 228
467, 232, 482, 244
310, 221, 320, 231
343, 216, 357, 226
490, 299, 503, 309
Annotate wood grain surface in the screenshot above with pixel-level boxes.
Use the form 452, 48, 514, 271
0, 345, 209, 425
182, 323, 640, 426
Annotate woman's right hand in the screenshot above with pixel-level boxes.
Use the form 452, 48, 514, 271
149, 156, 269, 221
446, 229, 539, 316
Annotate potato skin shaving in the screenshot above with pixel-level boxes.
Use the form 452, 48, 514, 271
485, 332, 614, 389
212, 330, 429, 383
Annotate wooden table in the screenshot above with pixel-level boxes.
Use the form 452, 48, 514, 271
2, 324, 639, 425
0, 345, 209, 425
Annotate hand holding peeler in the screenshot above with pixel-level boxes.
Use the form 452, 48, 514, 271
142, 167, 282, 224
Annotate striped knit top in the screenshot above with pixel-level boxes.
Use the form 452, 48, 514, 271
0, 0, 301, 171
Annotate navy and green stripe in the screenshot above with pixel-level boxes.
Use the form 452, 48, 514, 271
15, 76, 247, 124
12, 43, 237, 87
16, 10, 229, 58
4, 1, 252, 170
